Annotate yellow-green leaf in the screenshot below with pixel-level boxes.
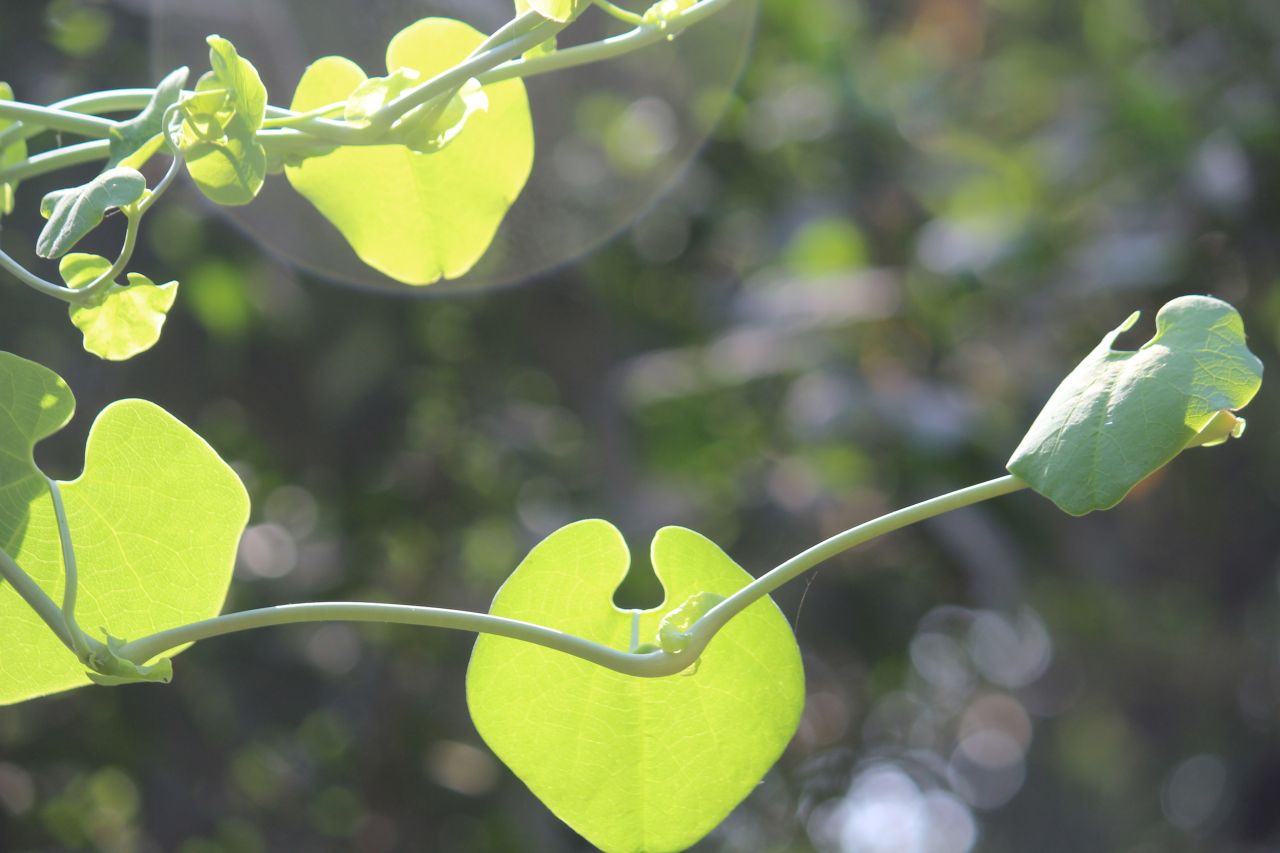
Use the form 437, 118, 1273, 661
61, 253, 178, 361
468, 521, 804, 853
522, 0, 590, 22
285, 18, 534, 285
0, 353, 248, 705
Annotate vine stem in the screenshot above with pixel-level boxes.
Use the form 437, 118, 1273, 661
0, 545, 77, 653
0, 0, 747, 186
109, 475, 1027, 679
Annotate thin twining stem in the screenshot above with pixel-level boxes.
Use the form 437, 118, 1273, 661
45, 477, 88, 659
0, 546, 77, 653
112, 475, 1027, 679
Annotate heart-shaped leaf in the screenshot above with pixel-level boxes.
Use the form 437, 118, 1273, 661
61, 253, 178, 361
108, 66, 189, 170
179, 37, 268, 206
0, 82, 27, 217
36, 167, 147, 259
0, 352, 249, 705
1008, 295, 1263, 515
285, 18, 535, 285
467, 520, 804, 853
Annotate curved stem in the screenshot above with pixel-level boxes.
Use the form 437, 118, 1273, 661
683, 475, 1028, 657
0, 0, 749, 182
46, 477, 90, 661
594, 0, 646, 27
372, 19, 568, 131
118, 602, 686, 678
0, 139, 111, 183
0, 246, 81, 303
480, 0, 743, 85
0, 101, 117, 139
77, 208, 141, 302
0, 547, 77, 653
0, 90, 160, 151
113, 475, 1026, 679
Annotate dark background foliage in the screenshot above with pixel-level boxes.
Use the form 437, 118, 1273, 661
2, 0, 1280, 850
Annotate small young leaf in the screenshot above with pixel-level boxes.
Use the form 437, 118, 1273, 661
0, 353, 249, 706
468, 521, 804, 853
61, 253, 178, 361
521, 0, 590, 22
285, 18, 534, 285
657, 590, 725, 654
178, 37, 268, 205
643, 0, 697, 27
513, 0, 558, 55
395, 78, 489, 154
181, 113, 267, 206
36, 167, 147, 259
343, 67, 421, 126
0, 82, 27, 217
108, 66, 189, 169
85, 635, 173, 686
205, 36, 267, 131
1008, 295, 1263, 515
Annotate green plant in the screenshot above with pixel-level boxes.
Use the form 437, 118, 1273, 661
0, 3, 1266, 852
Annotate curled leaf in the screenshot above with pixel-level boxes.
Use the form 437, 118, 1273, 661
108, 66, 189, 169
205, 36, 267, 130
343, 68, 421, 126
179, 36, 267, 205
86, 634, 173, 687
61, 253, 178, 361
657, 590, 725, 654
395, 78, 489, 154
1008, 295, 1263, 515
36, 167, 146, 259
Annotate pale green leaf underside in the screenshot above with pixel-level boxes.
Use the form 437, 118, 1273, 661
0, 352, 249, 705
36, 167, 146, 259
467, 520, 804, 853
62, 253, 178, 361
285, 18, 534, 285
1008, 295, 1263, 515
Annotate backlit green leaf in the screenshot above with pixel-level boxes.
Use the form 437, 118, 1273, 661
178, 37, 267, 206
1008, 295, 1263, 515
285, 18, 535, 285
61, 253, 178, 361
0, 353, 249, 705
108, 66, 189, 169
36, 167, 146, 259
468, 520, 804, 853
0, 82, 27, 217
205, 36, 267, 131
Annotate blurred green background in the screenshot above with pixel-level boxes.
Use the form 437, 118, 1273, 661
3, 0, 1280, 850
